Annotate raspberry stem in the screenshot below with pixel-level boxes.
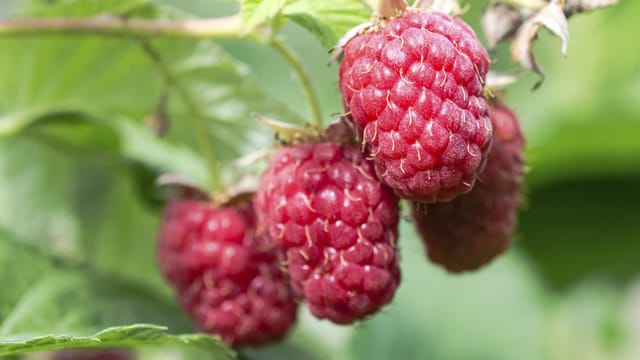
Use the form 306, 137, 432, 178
0, 14, 244, 38
270, 37, 323, 127
139, 39, 223, 192
499, 0, 546, 9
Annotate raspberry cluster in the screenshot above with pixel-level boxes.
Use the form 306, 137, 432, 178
157, 199, 297, 346
255, 143, 401, 324
156, 4, 526, 343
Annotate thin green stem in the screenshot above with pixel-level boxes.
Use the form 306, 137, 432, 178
497, 0, 546, 9
0, 14, 243, 39
270, 37, 323, 127
139, 39, 223, 192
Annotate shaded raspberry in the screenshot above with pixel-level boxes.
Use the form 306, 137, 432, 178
255, 142, 400, 324
52, 349, 134, 360
339, 11, 492, 203
157, 199, 297, 346
412, 100, 524, 272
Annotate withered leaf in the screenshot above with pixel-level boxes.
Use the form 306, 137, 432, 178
511, 0, 569, 87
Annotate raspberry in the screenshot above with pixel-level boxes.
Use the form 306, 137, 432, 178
339, 11, 493, 203
255, 142, 400, 324
412, 100, 524, 272
52, 349, 134, 360
157, 199, 297, 346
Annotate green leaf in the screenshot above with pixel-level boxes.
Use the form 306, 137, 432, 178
282, 0, 370, 48
241, 0, 288, 32
115, 118, 210, 187
0, 228, 234, 358
0, 131, 186, 289
0, 137, 79, 249
0, 324, 234, 358
22, 111, 122, 155
0, 1, 301, 164
0, 35, 160, 135
240, 0, 370, 48
149, 38, 303, 162
0, 228, 188, 334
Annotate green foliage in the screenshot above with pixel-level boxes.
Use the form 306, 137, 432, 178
0, 0, 639, 359
0, 324, 234, 358
281, 1, 370, 47
0, 229, 233, 358
240, 0, 369, 47
241, 0, 288, 32
0, 0, 297, 357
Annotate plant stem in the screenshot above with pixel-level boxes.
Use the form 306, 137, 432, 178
270, 37, 323, 127
139, 39, 223, 192
0, 14, 243, 39
498, 0, 546, 9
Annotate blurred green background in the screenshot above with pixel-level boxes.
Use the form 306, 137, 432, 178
0, 0, 639, 359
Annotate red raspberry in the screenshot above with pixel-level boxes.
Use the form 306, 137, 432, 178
255, 142, 400, 324
157, 199, 297, 346
339, 11, 492, 203
52, 349, 134, 360
412, 100, 524, 272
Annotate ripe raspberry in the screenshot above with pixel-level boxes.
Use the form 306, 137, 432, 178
412, 100, 524, 272
52, 349, 134, 360
339, 11, 493, 203
157, 199, 297, 346
255, 142, 400, 324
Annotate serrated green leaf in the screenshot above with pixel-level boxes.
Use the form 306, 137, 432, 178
240, 0, 370, 48
148, 38, 303, 162
283, 0, 370, 48
0, 34, 160, 135
0, 1, 301, 164
0, 228, 234, 358
0, 324, 235, 358
0, 229, 189, 335
241, 0, 288, 32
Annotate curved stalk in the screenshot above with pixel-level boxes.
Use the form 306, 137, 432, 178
270, 37, 324, 127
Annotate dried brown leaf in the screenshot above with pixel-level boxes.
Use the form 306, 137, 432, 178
564, 0, 618, 16
482, 2, 523, 50
511, 0, 568, 86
